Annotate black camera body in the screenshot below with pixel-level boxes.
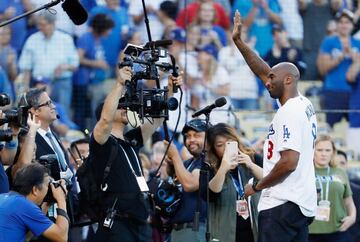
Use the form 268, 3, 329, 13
39, 154, 70, 203
118, 43, 178, 121
0, 93, 29, 142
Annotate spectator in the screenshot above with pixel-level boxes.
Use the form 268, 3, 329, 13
300, 0, 341, 80
309, 135, 356, 242
73, 13, 115, 130
158, 0, 178, 40
68, 138, 89, 172
90, 0, 130, 78
264, 25, 306, 76
0, 67, 14, 102
317, 9, 360, 127
18, 12, 79, 114
0, 163, 69, 242
218, 28, 259, 110
205, 123, 262, 242
178, 0, 232, 17
176, 0, 230, 30
165, 119, 208, 242
0, 0, 30, 53
232, 0, 282, 57
327, 19, 338, 36
128, 0, 164, 42
192, 44, 232, 124
277, 0, 303, 48
192, 1, 228, 50
0, 25, 17, 82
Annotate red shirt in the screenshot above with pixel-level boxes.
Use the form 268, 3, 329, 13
176, 2, 230, 29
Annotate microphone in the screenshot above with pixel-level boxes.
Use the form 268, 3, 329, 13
192, 97, 227, 118
62, 0, 88, 25
56, 114, 60, 119
143, 39, 173, 49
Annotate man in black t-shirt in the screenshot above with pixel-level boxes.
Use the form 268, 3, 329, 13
91, 65, 182, 242
165, 119, 208, 242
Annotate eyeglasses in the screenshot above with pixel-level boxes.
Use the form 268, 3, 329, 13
36, 100, 54, 109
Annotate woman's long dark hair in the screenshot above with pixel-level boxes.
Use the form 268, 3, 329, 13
206, 123, 254, 172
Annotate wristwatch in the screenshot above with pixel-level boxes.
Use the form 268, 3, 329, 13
252, 180, 261, 193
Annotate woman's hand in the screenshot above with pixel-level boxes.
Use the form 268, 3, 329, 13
339, 216, 356, 231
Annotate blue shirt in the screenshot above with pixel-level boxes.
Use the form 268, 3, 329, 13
0, 163, 9, 194
232, 0, 281, 57
0, 192, 53, 241
320, 36, 360, 92
170, 158, 207, 224
89, 6, 130, 67
18, 30, 79, 80
0, 0, 27, 52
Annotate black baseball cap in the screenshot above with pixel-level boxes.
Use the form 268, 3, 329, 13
182, 119, 208, 135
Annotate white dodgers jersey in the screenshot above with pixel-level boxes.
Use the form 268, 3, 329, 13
258, 95, 317, 217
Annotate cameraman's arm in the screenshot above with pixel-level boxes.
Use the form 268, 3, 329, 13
12, 116, 40, 178
93, 67, 131, 145
140, 74, 182, 142
0, 127, 19, 166
42, 181, 69, 242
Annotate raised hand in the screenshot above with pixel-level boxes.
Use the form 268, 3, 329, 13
232, 10, 243, 42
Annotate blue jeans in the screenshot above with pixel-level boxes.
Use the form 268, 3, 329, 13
51, 77, 73, 115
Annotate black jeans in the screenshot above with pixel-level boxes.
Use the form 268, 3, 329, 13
258, 202, 313, 242
93, 218, 152, 242
309, 231, 350, 242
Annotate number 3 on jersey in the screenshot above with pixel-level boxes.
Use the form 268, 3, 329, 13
267, 140, 274, 159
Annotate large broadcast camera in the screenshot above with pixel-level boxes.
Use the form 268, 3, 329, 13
118, 41, 179, 121
0, 93, 29, 142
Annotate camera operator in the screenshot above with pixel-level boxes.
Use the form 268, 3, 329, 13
164, 119, 208, 242
0, 163, 69, 242
91, 65, 181, 242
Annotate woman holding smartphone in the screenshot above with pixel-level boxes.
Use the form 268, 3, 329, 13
203, 123, 262, 242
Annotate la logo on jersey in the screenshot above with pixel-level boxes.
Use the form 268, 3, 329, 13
282, 125, 290, 142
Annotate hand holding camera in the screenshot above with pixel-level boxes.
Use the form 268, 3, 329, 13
50, 179, 68, 205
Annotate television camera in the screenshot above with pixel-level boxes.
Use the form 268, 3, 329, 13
0, 93, 29, 142
117, 40, 179, 121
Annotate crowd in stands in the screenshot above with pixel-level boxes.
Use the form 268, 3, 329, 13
0, 0, 360, 241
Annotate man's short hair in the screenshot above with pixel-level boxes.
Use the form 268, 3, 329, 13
18, 87, 46, 108
38, 11, 56, 24
12, 163, 48, 196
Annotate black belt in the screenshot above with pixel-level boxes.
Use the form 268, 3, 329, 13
172, 222, 195, 231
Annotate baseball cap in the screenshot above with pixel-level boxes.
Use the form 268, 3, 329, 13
182, 119, 208, 135
196, 44, 218, 60
32, 76, 51, 86
335, 9, 354, 23
170, 28, 186, 43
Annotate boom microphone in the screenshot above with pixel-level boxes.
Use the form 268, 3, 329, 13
192, 97, 227, 118
62, 0, 88, 25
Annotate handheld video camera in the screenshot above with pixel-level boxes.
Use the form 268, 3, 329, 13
0, 93, 29, 142
118, 41, 179, 121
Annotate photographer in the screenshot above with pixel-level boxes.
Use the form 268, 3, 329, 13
91, 65, 182, 242
164, 119, 208, 242
0, 163, 69, 242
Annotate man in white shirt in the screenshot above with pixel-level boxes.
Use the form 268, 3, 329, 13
232, 10, 317, 242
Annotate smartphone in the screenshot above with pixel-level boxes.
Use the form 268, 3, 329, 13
226, 141, 238, 158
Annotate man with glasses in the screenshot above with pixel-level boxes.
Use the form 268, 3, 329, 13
164, 119, 208, 242
18, 87, 73, 182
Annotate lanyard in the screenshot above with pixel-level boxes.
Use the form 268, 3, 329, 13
118, 144, 143, 177
230, 168, 245, 198
317, 166, 331, 201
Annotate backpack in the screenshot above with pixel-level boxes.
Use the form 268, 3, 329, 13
75, 136, 118, 225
